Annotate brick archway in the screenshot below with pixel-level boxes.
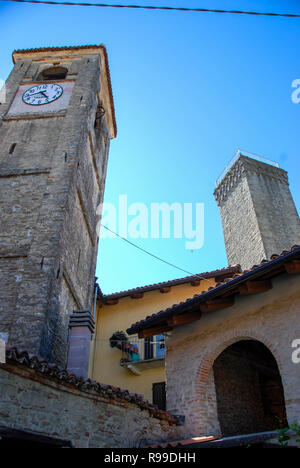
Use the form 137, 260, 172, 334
195, 329, 285, 403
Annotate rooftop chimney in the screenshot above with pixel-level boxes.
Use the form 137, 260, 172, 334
67, 310, 95, 379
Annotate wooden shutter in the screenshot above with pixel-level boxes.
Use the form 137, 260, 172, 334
155, 334, 166, 358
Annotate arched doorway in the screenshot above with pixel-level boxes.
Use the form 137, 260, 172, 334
213, 339, 287, 436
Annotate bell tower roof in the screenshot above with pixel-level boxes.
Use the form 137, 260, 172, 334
12, 44, 117, 138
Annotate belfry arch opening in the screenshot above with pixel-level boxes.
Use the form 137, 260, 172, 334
213, 339, 287, 436
38, 66, 68, 81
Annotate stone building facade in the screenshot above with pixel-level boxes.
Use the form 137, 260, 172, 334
214, 153, 300, 270
165, 273, 300, 437
0, 46, 116, 366
1, 45, 300, 448
128, 246, 300, 441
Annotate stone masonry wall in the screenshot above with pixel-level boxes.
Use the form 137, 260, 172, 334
216, 174, 265, 269
165, 273, 300, 438
0, 51, 110, 366
0, 362, 180, 448
248, 169, 300, 261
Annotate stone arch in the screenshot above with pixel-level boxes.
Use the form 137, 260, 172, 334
192, 328, 288, 437
37, 66, 68, 81
195, 329, 285, 403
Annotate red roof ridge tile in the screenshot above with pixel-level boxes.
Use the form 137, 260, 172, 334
2, 346, 179, 425
127, 244, 300, 335
13, 45, 102, 54
101, 265, 241, 301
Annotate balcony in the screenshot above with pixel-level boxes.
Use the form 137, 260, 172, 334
118, 334, 166, 375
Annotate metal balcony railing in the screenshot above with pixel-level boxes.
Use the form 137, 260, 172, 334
215, 149, 280, 187
120, 334, 166, 364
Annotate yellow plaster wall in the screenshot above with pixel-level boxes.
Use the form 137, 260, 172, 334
89, 277, 216, 402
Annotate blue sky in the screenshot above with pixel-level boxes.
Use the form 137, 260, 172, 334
0, 0, 299, 293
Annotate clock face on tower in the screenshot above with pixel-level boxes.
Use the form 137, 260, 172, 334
22, 84, 63, 106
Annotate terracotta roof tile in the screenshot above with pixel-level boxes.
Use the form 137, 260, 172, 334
144, 435, 221, 448
101, 265, 241, 301
127, 245, 300, 335
13, 45, 102, 54
2, 346, 179, 425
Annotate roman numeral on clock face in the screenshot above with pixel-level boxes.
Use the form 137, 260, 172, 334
23, 84, 63, 106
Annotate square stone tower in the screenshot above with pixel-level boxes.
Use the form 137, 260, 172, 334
0, 45, 116, 365
214, 151, 300, 270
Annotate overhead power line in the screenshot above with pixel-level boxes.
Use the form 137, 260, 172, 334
3, 0, 300, 19
70, 204, 210, 281
101, 224, 210, 281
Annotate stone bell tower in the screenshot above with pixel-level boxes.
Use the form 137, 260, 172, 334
0, 45, 116, 366
214, 151, 300, 270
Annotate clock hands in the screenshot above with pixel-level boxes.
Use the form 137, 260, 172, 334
23, 84, 63, 106
29, 90, 48, 98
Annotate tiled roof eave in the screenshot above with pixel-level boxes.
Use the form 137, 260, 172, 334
12, 44, 104, 60
101, 266, 241, 301
127, 245, 300, 335
2, 346, 179, 425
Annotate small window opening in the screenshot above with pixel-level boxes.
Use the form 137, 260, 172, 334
40, 257, 44, 270
39, 66, 68, 81
94, 105, 105, 129
152, 382, 166, 411
9, 143, 17, 155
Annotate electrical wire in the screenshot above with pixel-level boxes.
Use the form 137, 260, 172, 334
2, 0, 300, 19
101, 223, 211, 281
70, 204, 211, 281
